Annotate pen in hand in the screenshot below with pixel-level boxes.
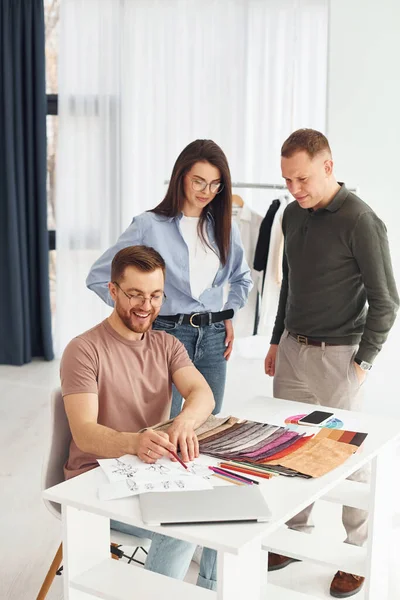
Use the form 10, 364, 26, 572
168, 448, 188, 470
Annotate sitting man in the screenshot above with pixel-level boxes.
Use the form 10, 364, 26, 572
61, 245, 217, 590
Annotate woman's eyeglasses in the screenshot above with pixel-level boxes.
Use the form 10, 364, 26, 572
190, 178, 224, 195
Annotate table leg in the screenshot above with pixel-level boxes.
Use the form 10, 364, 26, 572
217, 540, 263, 600
365, 444, 395, 600
62, 505, 110, 600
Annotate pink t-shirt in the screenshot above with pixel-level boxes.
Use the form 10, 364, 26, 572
60, 319, 192, 479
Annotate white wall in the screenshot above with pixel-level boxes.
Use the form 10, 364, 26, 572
328, 0, 400, 416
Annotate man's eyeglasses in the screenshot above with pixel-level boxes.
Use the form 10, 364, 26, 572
113, 281, 166, 308
190, 177, 224, 195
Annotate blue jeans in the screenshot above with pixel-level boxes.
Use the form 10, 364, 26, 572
152, 318, 227, 418
111, 520, 217, 590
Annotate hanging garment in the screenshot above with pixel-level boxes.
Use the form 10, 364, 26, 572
250, 198, 281, 337
257, 196, 290, 337
231, 203, 263, 337
253, 199, 281, 272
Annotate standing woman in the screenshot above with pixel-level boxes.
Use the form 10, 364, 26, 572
86, 139, 252, 417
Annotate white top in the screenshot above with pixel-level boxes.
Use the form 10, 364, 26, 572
258, 195, 290, 337
179, 215, 220, 300
231, 203, 263, 337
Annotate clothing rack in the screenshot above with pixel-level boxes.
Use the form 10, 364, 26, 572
231, 182, 358, 193
165, 180, 358, 193
232, 181, 287, 190
164, 179, 286, 190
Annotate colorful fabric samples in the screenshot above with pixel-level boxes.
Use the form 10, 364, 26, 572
191, 415, 367, 479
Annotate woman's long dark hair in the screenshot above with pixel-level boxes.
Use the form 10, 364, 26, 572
151, 139, 232, 265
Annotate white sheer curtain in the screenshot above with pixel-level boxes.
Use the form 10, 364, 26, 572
56, 0, 328, 356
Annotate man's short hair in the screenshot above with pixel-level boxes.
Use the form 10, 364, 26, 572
111, 245, 166, 282
281, 129, 331, 159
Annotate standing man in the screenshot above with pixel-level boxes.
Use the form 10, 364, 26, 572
264, 129, 399, 598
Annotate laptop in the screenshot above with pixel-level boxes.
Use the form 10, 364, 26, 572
139, 485, 271, 526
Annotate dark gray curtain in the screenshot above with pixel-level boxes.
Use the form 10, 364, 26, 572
0, 0, 54, 364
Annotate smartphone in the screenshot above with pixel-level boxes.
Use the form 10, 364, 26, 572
297, 410, 334, 427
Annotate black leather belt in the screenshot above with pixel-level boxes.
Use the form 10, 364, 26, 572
160, 309, 234, 328
289, 332, 342, 347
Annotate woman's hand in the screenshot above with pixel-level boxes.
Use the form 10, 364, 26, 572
223, 319, 234, 360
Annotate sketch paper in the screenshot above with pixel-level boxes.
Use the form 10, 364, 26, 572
97, 455, 211, 482
98, 474, 212, 501
97, 454, 213, 500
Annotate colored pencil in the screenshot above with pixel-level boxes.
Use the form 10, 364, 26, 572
220, 459, 278, 474
168, 449, 188, 470
221, 463, 275, 477
221, 467, 261, 484
224, 459, 277, 472
219, 463, 273, 480
209, 466, 253, 485
211, 472, 245, 486
212, 465, 259, 485
219, 461, 271, 474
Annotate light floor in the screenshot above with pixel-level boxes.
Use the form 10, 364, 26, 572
1, 349, 400, 599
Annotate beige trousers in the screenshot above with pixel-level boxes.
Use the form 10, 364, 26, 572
273, 330, 369, 547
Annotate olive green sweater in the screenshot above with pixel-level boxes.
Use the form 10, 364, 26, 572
271, 184, 399, 364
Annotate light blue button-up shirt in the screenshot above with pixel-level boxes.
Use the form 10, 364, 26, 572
86, 211, 253, 315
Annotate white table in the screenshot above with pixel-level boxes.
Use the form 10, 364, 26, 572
43, 396, 400, 600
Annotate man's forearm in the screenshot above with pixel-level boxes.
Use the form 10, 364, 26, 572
353, 212, 399, 364
74, 422, 139, 458
271, 253, 289, 344
356, 297, 399, 363
179, 390, 215, 428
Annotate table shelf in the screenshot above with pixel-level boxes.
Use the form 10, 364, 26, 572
71, 559, 322, 600
262, 528, 366, 576
264, 584, 321, 599
322, 480, 370, 510
71, 559, 216, 600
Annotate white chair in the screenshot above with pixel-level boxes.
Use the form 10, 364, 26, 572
36, 388, 151, 600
